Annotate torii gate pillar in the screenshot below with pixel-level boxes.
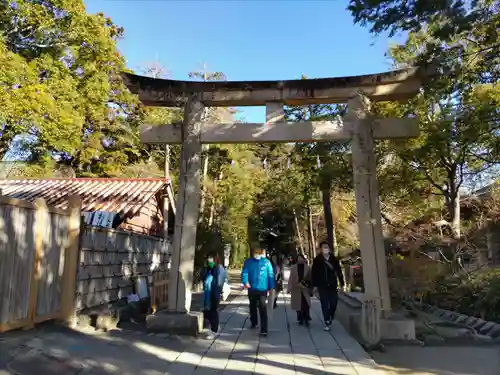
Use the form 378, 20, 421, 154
348, 93, 391, 315
146, 96, 205, 335
167, 96, 204, 313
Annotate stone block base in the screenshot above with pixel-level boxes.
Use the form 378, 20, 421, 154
380, 314, 416, 340
337, 293, 417, 345
146, 311, 204, 336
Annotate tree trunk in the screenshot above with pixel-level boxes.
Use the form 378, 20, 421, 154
208, 170, 223, 227
444, 189, 461, 271
307, 203, 315, 258
445, 190, 461, 239
314, 214, 320, 257
451, 190, 461, 239
165, 145, 170, 176
322, 188, 337, 256
293, 209, 305, 254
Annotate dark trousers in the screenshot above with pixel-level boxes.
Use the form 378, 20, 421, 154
203, 303, 219, 333
248, 290, 268, 333
274, 280, 282, 308
296, 294, 311, 323
318, 288, 338, 323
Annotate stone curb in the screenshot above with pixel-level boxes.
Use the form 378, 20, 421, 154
413, 301, 500, 340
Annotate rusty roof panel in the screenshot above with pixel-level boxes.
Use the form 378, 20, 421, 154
0, 178, 170, 218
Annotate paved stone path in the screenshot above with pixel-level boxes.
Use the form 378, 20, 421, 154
372, 345, 500, 375
0, 292, 386, 375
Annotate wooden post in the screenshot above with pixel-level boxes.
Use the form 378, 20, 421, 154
27, 198, 48, 327
347, 92, 391, 315
168, 95, 204, 313
60, 195, 82, 325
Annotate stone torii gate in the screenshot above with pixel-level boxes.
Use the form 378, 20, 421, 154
123, 68, 429, 335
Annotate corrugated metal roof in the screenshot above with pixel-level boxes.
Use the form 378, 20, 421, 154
0, 178, 170, 218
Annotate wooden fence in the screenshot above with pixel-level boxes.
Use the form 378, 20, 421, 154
0, 195, 81, 333
151, 270, 169, 313
77, 227, 170, 311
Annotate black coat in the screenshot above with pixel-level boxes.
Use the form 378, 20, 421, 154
311, 253, 344, 289
269, 259, 283, 292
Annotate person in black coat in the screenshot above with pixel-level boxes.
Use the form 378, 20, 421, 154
311, 241, 345, 331
269, 253, 283, 309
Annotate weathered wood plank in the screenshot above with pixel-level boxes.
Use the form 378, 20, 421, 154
140, 117, 419, 144
0, 204, 35, 327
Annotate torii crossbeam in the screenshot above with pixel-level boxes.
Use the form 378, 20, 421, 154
123, 66, 433, 337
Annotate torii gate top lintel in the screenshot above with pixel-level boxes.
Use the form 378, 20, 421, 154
122, 65, 435, 107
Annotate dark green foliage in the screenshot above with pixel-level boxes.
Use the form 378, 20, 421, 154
424, 268, 500, 322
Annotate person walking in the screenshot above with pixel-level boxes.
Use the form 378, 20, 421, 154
311, 241, 345, 331
201, 253, 227, 339
241, 248, 275, 336
270, 253, 283, 309
287, 253, 312, 326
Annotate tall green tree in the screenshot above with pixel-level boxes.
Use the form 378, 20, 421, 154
349, 1, 500, 241
0, 0, 148, 176
286, 103, 352, 256
347, 0, 500, 82
372, 32, 500, 242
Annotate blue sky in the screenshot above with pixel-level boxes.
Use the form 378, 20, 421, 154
85, 0, 403, 122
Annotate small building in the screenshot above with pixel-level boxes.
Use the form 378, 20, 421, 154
0, 178, 175, 238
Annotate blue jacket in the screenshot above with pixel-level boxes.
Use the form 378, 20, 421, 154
202, 265, 227, 309
241, 257, 275, 292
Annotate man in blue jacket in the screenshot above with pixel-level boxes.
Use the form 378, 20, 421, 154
241, 248, 275, 336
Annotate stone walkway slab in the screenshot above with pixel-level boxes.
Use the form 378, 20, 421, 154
0, 289, 386, 375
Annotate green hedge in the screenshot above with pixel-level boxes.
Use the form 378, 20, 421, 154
424, 268, 500, 323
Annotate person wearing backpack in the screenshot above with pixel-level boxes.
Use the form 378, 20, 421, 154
311, 241, 345, 331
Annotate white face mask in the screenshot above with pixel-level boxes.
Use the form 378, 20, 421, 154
254, 255, 262, 260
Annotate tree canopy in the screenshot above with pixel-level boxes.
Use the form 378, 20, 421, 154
0, 0, 147, 176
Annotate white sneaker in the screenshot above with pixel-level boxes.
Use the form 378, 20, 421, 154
205, 332, 216, 340
323, 325, 331, 331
